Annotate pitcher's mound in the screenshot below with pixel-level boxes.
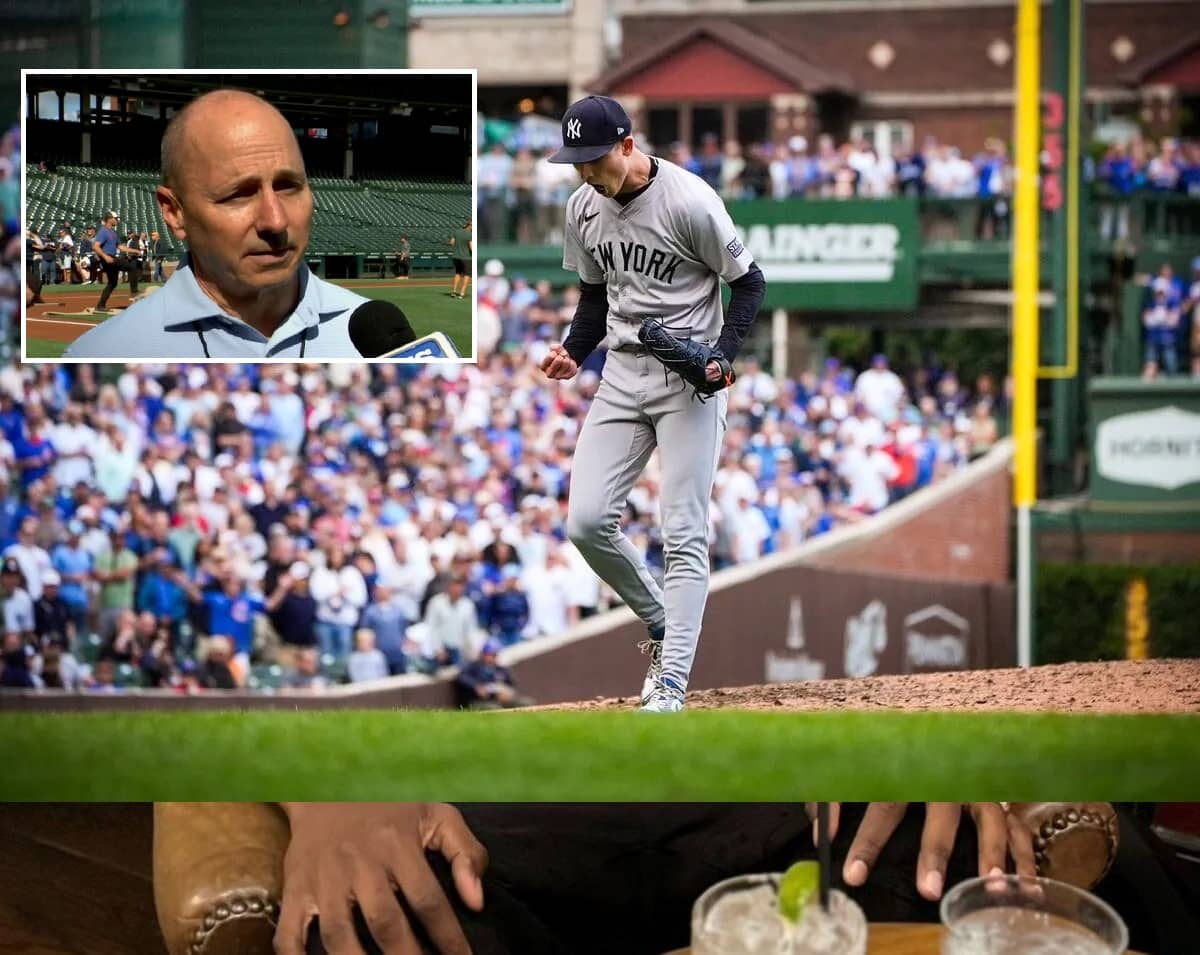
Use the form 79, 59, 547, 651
549, 660, 1200, 714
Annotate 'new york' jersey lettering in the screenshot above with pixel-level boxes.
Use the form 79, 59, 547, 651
563, 158, 753, 349
589, 241, 684, 285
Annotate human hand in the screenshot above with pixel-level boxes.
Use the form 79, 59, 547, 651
704, 360, 723, 383
275, 802, 488, 955
540, 344, 578, 380
813, 802, 1036, 901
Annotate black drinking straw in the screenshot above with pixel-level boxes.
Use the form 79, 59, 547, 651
817, 802, 831, 910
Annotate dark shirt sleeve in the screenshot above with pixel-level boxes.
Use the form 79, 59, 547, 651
715, 262, 766, 362
562, 281, 609, 365
456, 661, 484, 692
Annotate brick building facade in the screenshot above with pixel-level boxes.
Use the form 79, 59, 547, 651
583, 0, 1200, 152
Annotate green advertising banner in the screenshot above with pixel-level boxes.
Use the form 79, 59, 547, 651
1089, 378, 1200, 503
727, 198, 919, 310
411, 0, 570, 15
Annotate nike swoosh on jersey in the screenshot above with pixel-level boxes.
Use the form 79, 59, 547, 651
580, 211, 599, 225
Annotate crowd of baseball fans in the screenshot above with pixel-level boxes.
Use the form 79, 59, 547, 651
477, 116, 1200, 245
1, 126, 21, 360
0, 274, 1002, 695
2, 112, 1003, 696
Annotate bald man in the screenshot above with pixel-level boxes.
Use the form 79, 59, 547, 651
64, 90, 370, 359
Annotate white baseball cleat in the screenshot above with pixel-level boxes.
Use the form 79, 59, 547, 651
639, 678, 685, 713
637, 637, 664, 705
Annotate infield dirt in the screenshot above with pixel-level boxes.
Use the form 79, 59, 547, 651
549, 660, 1200, 714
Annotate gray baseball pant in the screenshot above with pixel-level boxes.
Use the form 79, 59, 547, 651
566, 349, 727, 691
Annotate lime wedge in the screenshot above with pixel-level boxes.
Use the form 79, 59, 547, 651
778, 861, 820, 923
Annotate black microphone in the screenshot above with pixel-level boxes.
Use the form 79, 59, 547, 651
348, 300, 416, 357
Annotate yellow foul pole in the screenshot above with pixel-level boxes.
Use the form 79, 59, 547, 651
1014, 0, 1041, 667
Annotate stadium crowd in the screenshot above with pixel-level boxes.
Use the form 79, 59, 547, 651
1097, 135, 1200, 240
476, 127, 1019, 244
1, 262, 1001, 695
477, 114, 1200, 246
1, 126, 20, 360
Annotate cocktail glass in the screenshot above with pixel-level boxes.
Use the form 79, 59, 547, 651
940, 874, 1128, 955
691, 873, 868, 955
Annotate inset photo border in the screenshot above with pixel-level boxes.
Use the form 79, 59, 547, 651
21, 69, 476, 363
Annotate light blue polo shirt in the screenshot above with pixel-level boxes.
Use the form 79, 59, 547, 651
63, 263, 370, 359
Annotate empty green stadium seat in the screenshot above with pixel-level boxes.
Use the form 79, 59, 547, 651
76, 633, 103, 665
115, 662, 140, 688
27, 165, 469, 256
249, 664, 285, 690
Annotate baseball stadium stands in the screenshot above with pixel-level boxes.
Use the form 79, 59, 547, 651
24, 164, 470, 255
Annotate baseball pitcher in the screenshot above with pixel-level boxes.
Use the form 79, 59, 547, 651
540, 95, 767, 712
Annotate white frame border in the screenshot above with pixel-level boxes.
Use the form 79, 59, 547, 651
20, 67, 478, 366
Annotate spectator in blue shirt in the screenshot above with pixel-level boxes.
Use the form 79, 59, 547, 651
1098, 142, 1138, 240
50, 520, 92, 633
361, 581, 414, 675
0, 474, 21, 548
347, 628, 389, 684
136, 548, 188, 638
1142, 285, 1181, 378
975, 138, 1010, 239
485, 565, 530, 646
14, 418, 55, 491
696, 133, 724, 191
896, 146, 926, 197
183, 570, 263, 664
1150, 263, 1184, 307
0, 393, 23, 444
1099, 142, 1137, 196
1178, 141, 1200, 196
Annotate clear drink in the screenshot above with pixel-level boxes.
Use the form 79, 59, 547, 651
691, 874, 868, 955
941, 875, 1128, 955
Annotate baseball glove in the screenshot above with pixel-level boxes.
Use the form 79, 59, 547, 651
637, 318, 734, 400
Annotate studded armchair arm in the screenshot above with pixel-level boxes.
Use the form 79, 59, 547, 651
153, 803, 288, 955
1009, 802, 1120, 889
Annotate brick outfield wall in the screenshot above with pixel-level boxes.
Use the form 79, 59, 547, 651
807, 453, 1013, 585
1, 442, 1021, 713
1037, 531, 1200, 566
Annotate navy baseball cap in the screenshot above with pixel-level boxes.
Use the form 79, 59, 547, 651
549, 95, 632, 164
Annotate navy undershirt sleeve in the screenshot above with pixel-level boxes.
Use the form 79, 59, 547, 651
562, 280, 609, 364
715, 262, 766, 361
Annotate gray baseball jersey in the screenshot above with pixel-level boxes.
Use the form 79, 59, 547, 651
562, 157, 748, 701
562, 157, 753, 348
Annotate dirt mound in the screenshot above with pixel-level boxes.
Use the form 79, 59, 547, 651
550, 660, 1200, 713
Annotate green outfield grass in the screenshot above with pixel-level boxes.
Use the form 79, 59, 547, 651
25, 337, 74, 358
332, 279, 472, 356
1, 710, 1196, 802
25, 280, 472, 359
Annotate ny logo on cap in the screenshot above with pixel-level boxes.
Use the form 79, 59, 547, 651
566, 118, 582, 140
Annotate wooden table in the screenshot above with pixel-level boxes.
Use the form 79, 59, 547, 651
667, 922, 1142, 954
